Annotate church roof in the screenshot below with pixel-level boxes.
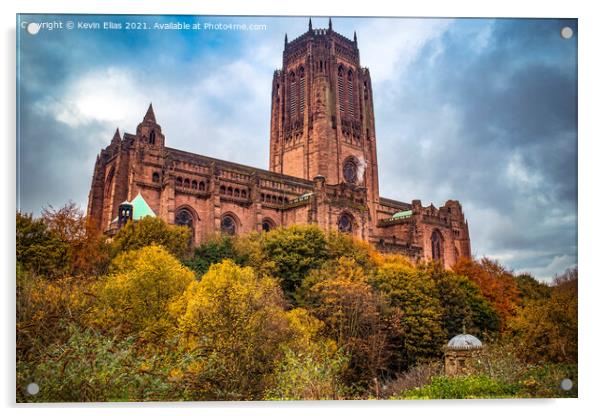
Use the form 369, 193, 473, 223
112, 192, 156, 223
392, 210, 412, 220
130, 192, 156, 220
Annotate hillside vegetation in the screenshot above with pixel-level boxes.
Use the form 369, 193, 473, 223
16, 205, 577, 401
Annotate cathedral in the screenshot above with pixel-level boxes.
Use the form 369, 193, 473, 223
86, 19, 471, 268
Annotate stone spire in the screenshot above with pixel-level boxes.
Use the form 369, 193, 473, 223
328, 17, 332, 30
143, 103, 156, 124
308, 17, 312, 31
111, 127, 121, 144
284, 32, 288, 46
354, 30, 357, 43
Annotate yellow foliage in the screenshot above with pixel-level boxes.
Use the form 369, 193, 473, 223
90, 245, 195, 340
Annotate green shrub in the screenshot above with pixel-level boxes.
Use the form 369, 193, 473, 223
110, 216, 190, 260
16, 325, 172, 402
400, 375, 520, 399
185, 234, 239, 277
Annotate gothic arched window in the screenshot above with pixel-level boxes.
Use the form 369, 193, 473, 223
347, 70, 354, 118
175, 208, 195, 244
338, 65, 345, 113
431, 230, 443, 262
221, 215, 237, 235
149, 130, 156, 145
299, 66, 305, 115
289, 71, 297, 118
338, 213, 353, 233
262, 218, 275, 232
176, 177, 183, 187
343, 157, 358, 184
152, 172, 160, 183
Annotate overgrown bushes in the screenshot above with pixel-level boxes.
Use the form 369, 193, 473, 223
16, 208, 578, 401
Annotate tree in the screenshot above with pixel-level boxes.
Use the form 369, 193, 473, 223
42, 202, 109, 276
169, 260, 293, 400
453, 257, 519, 331
507, 268, 577, 363
185, 234, 239, 277
371, 255, 446, 372
514, 272, 552, 305
110, 216, 191, 260
16, 211, 69, 278
324, 231, 378, 271
423, 262, 500, 340
91, 245, 195, 340
300, 257, 389, 388
257, 224, 328, 300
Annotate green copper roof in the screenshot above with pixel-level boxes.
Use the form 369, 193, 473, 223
392, 210, 412, 220
130, 192, 156, 220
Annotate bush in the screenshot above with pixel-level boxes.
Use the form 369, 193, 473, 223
17, 325, 171, 402
399, 375, 520, 399
169, 260, 292, 400
185, 234, 239, 277
111, 216, 191, 260
17, 268, 95, 363
265, 341, 349, 400
382, 361, 443, 398
90, 245, 195, 340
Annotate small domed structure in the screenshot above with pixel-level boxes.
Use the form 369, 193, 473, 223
444, 333, 484, 376
447, 334, 483, 350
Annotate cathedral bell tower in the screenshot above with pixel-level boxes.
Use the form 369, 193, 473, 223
269, 18, 380, 215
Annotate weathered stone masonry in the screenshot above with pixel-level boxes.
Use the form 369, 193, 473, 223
87, 19, 471, 268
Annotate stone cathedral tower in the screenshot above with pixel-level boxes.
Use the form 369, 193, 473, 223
88, 18, 471, 268
269, 18, 380, 222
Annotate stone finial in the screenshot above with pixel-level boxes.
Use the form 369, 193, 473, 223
143, 103, 156, 124
284, 32, 288, 45
328, 17, 332, 30
308, 17, 312, 31
111, 127, 121, 144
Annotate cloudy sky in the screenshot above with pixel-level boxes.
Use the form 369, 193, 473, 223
16, 15, 577, 281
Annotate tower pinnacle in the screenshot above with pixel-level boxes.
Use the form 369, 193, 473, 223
143, 103, 156, 124
308, 17, 312, 31
328, 17, 332, 30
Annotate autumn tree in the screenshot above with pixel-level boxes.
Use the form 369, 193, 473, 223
42, 202, 109, 276
423, 261, 500, 340
169, 260, 325, 400
185, 234, 239, 277
16, 211, 69, 278
371, 255, 446, 372
507, 268, 577, 363
514, 272, 552, 305
110, 216, 191, 260
453, 257, 519, 331
299, 257, 389, 388
255, 224, 328, 299
91, 245, 195, 341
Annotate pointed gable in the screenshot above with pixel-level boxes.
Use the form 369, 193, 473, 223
130, 192, 156, 220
